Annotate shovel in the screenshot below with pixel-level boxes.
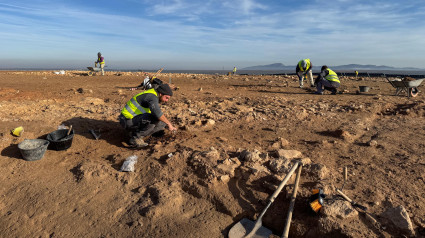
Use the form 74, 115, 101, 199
228, 161, 302, 238
281, 164, 302, 238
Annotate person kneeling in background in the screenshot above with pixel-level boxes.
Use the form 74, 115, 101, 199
314, 65, 340, 95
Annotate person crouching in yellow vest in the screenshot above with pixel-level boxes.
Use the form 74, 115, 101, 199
296, 59, 314, 88
314, 65, 340, 95
119, 84, 177, 148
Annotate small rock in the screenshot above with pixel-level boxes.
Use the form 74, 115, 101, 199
205, 119, 215, 126
216, 164, 238, 177
279, 137, 290, 147
321, 200, 358, 219
308, 163, 329, 180
271, 142, 281, 149
248, 163, 268, 175
276, 149, 302, 159
239, 150, 262, 163
269, 158, 291, 174
368, 140, 378, 147
299, 157, 312, 165
382, 205, 415, 237
219, 175, 230, 183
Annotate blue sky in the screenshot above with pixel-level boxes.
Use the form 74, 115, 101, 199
0, 0, 424, 70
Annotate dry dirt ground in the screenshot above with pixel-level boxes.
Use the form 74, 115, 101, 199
0, 71, 424, 238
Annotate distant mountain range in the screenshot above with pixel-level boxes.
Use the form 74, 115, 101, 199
242, 63, 423, 71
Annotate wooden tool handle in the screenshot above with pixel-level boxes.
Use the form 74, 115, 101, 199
269, 161, 301, 202
282, 165, 302, 238
344, 167, 348, 181
67, 125, 73, 136
336, 189, 353, 203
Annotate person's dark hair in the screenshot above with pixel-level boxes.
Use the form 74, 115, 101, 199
157, 84, 173, 96
321, 65, 328, 71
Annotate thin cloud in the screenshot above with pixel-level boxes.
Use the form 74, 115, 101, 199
0, 0, 424, 69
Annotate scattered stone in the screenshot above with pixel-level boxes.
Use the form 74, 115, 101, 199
333, 129, 353, 141
248, 163, 268, 175
321, 200, 358, 219
368, 140, 378, 147
276, 149, 302, 159
299, 157, 312, 165
84, 97, 104, 105
279, 137, 290, 147
239, 149, 262, 163
271, 137, 289, 149
205, 119, 215, 126
216, 163, 238, 177
382, 205, 415, 237
308, 163, 329, 180
219, 175, 230, 183
271, 142, 281, 149
269, 158, 291, 174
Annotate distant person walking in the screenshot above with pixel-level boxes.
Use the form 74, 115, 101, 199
95, 52, 105, 76
233, 67, 237, 75
355, 70, 359, 80
296, 59, 314, 88
314, 65, 340, 95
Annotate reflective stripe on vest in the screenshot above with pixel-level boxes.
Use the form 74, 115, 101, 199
325, 69, 340, 83
298, 59, 311, 72
121, 88, 157, 119
98, 57, 105, 64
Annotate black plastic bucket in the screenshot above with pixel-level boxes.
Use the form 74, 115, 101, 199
18, 139, 49, 161
47, 129, 74, 151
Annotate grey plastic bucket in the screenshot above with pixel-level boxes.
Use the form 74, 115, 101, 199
359, 86, 370, 92
18, 139, 49, 161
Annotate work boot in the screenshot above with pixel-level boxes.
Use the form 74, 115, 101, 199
331, 89, 337, 95
128, 137, 148, 148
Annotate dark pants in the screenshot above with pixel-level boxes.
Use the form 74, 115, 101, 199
316, 79, 340, 93
119, 114, 166, 139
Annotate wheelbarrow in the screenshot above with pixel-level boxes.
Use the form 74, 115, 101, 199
87, 65, 102, 76
386, 77, 424, 98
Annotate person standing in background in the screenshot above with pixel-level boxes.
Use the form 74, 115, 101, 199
233, 67, 237, 75
95, 52, 105, 76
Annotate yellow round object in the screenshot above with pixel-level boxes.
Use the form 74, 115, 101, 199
12, 126, 24, 137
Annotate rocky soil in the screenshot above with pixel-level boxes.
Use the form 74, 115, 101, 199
0, 70, 424, 238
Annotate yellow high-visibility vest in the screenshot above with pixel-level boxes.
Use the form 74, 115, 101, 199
98, 57, 105, 64
325, 69, 340, 83
298, 59, 311, 71
121, 89, 157, 119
